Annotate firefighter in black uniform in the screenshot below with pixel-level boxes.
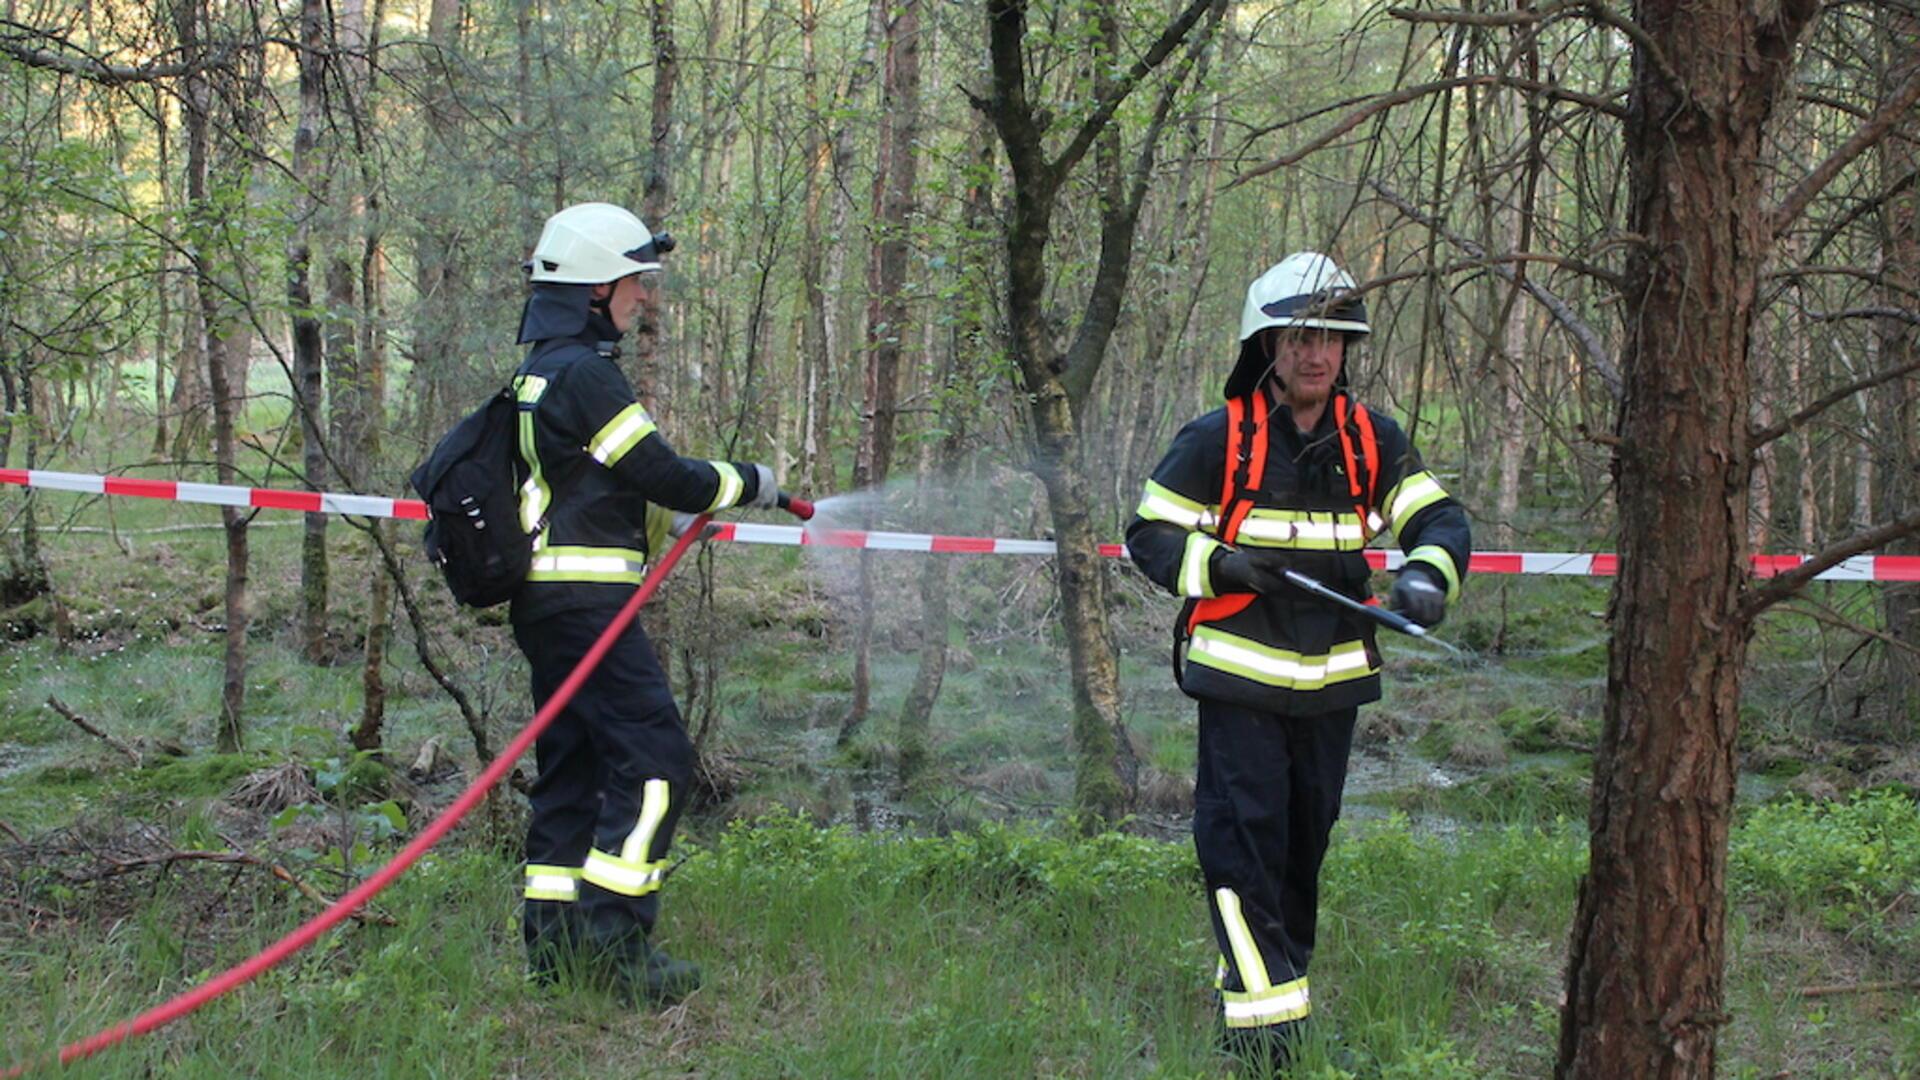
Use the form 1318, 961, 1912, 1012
1126, 252, 1471, 1071
511, 202, 777, 1003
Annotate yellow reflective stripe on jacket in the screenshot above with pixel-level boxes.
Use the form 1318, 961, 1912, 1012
515, 376, 552, 537
1384, 469, 1448, 529
1406, 543, 1462, 600
1186, 628, 1377, 690
583, 848, 666, 897
1222, 976, 1311, 1028
516, 374, 549, 405
526, 545, 648, 584
1234, 508, 1368, 551
1136, 479, 1216, 529
523, 863, 581, 902
705, 462, 744, 511
1214, 886, 1273, 992
587, 402, 658, 467
1180, 533, 1224, 598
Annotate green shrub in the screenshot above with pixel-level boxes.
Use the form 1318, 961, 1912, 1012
1731, 789, 1920, 915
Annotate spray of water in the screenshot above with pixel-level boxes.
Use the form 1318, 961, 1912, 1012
780, 468, 1059, 645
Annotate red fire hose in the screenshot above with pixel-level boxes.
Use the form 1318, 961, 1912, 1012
5, 499, 799, 1075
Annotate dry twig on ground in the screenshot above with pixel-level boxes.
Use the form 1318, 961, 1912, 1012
46, 695, 142, 766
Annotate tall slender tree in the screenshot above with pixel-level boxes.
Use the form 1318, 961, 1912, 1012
289, 0, 331, 663
843, 0, 921, 747
978, 0, 1223, 823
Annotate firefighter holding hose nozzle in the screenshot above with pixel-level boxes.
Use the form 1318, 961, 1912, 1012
508, 202, 781, 1004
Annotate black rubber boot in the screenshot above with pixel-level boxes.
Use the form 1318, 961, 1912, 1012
589, 928, 703, 1005
632, 940, 703, 1004
1221, 1021, 1303, 1078
523, 900, 585, 986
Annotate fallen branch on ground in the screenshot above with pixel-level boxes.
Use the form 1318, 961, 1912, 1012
46, 696, 142, 766
1799, 980, 1920, 998
90, 844, 399, 927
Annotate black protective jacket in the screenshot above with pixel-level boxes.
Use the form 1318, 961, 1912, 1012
508, 309, 761, 624
1126, 386, 1470, 716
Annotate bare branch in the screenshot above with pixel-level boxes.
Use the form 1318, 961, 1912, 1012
0, 22, 238, 85
1800, 980, 1920, 998
1741, 510, 1920, 621
1774, 602, 1920, 662
1389, 2, 1581, 26
1388, 2, 1683, 96
1807, 305, 1920, 326
96, 843, 398, 926
1062, 0, 1225, 400
1050, 0, 1218, 180
46, 696, 142, 767
1773, 59, 1920, 235
1232, 77, 1499, 187
1578, 0, 1688, 98
1368, 179, 1623, 397
1750, 356, 1920, 447
1803, 167, 1919, 264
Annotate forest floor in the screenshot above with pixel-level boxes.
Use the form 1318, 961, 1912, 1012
2, 481, 1918, 1077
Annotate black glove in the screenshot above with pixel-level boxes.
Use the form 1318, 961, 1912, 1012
1389, 564, 1448, 627
1210, 548, 1293, 595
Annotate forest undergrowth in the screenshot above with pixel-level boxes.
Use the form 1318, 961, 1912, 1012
2, 473, 1918, 1076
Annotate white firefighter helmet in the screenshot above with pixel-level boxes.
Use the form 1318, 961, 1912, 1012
1237, 252, 1369, 341
524, 202, 670, 285
1226, 252, 1369, 397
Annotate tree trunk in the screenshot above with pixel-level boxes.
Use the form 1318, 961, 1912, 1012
1494, 79, 1535, 549
899, 109, 989, 792
352, 520, 394, 752
898, 325, 956, 789
168, 265, 210, 460
821, 0, 889, 444
628, 0, 677, 406
412, 0, 465, 434
177, 0, 251, 753
151, 85, 172, 459
1555, 0, 1820, 1072
1749, 300, 1776, 550
1876, 29, 1920, 729
796, 0, 832, 495
1, 351, 50, 605
981, 0, 1217, 824
290, 0, 330, 664
841, 0, 920, 748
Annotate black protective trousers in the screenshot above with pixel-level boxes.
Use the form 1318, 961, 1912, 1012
513, 607, 693, 948
1193, 699, 1357, 1030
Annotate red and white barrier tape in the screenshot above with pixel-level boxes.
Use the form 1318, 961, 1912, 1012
6, 468, 1918, 581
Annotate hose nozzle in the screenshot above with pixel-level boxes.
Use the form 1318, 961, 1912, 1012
777, 493, 815, 521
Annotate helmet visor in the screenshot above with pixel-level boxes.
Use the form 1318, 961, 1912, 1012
1260, 287, 1365, 327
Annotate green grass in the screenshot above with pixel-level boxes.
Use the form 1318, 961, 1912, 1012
5, 801, 1916, 1077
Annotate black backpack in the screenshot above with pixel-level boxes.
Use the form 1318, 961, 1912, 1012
409, 388, 535, 608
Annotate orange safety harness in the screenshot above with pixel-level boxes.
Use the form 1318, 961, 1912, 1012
1174, 390, 1380, 680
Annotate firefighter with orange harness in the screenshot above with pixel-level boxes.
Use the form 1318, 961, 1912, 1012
1126, 252, 1470, 1071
